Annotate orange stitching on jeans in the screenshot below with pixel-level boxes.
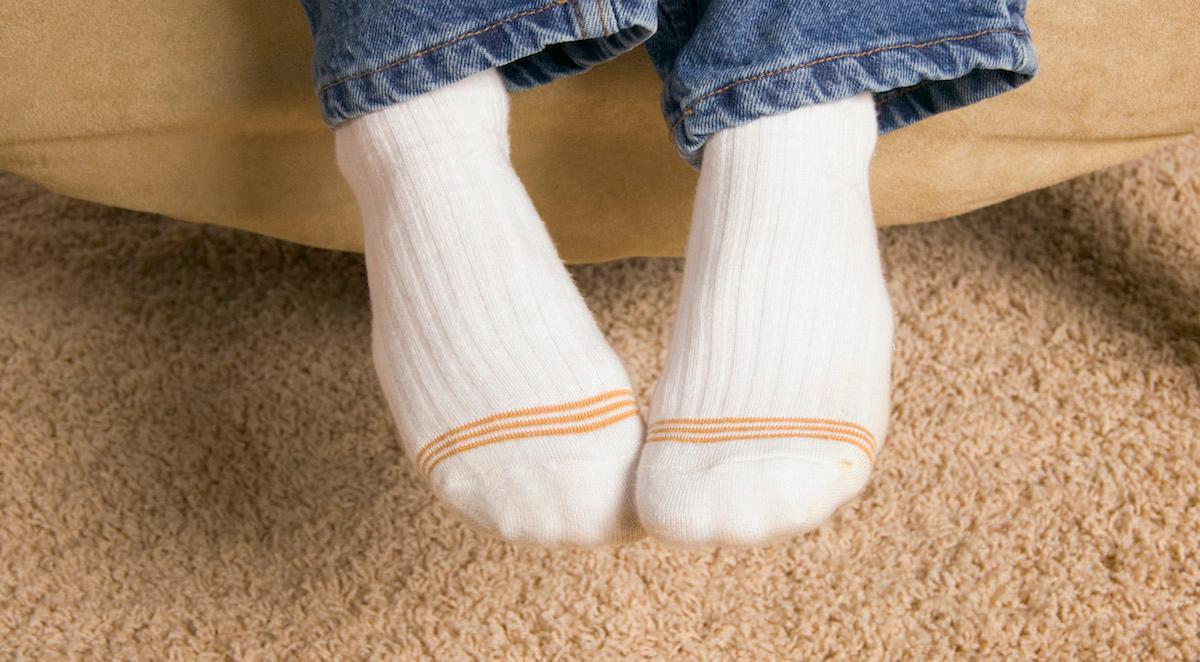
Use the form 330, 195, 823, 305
595, 0, 610, 35
425, 409, 639, 473
668, 27, 1028, 132
319, 0, 572, 93
657, 2, 684, 42
569, 0, 586, 35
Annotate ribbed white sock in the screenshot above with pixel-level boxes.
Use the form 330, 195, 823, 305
637, 94, 894, 548
335, 70, 644, 546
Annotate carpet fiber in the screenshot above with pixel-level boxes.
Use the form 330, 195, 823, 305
2, 138, 1198, 659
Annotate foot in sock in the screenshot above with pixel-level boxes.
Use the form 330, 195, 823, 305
636, 93, 894, 548
335, 70, 644, 546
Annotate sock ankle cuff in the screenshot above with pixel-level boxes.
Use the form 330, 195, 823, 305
334, 69, 510, 171
707, 93, 879, 169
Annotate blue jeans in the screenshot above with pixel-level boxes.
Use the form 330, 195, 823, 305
301, 0, 1037, 165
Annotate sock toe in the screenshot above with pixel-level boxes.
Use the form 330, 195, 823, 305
637, 452, 871, 548
435, 457, 643, 547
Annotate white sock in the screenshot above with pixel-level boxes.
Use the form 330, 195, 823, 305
637, 94, 894, 548
335, 70, 644, 546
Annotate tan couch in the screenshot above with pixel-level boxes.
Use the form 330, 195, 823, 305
1, 3, 1197, 263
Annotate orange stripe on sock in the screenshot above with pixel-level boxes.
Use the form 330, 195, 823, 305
424, 408, 640, 473
646, 417, 877, 462
647, 423, 875, 454
418, 397, 637, 471
646, 430, 874, 462
650, 416, 873, 439
414, 388, 635, 464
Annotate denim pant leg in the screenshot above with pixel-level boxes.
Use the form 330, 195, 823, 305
301, 0, 657, 127
647, 0, 1039, 166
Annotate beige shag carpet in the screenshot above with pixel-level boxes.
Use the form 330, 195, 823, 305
2, 137, 1199, 660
